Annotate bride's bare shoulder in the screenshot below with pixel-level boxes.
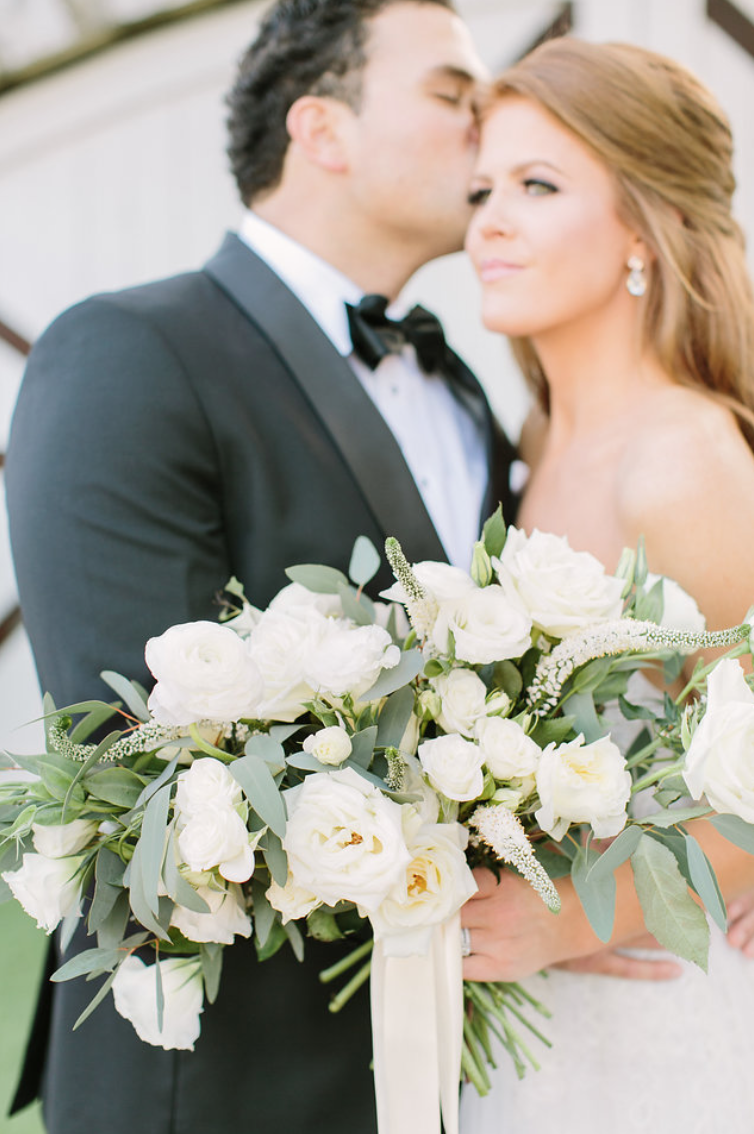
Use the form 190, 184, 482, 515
618, 385, 754, 521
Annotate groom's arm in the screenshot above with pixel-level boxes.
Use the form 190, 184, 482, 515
6, 294, 230, 707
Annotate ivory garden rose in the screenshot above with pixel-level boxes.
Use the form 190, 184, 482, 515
418, 734, 485, 802
683, 659, 754, 822
2, 852, 85, 933
496, 527, 624, 637
535, 734, 632, 840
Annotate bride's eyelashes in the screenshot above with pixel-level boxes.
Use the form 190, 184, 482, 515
467, 186, 491, 206
523, 178, 558, 196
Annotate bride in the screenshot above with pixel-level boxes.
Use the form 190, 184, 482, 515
459, 37, 754, 1132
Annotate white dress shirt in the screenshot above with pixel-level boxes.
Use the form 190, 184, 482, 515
238, 211, 488, 570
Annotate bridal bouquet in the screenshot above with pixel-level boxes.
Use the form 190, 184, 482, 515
2, 509, 754, 1126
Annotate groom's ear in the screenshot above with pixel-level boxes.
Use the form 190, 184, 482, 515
285, 96, 351, 173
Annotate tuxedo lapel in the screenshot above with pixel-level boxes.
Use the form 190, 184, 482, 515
204, 233, 447, 562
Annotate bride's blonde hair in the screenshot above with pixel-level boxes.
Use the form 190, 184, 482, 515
489, 37, 754, 447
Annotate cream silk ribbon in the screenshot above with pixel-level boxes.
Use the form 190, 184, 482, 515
370, 912, 463, 1134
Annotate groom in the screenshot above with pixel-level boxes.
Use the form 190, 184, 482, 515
5, 2, 516, 1132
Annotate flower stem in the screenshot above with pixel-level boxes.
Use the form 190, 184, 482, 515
318, 939, 373, 985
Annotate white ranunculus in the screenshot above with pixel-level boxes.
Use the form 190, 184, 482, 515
282, 767, 411, 912
177, 808, 255, 882
112, 955, 204, 1050
247, 608, 323, 721
3, 852, 84, 933
683, 659, 754, 822
175, 758, 243, 817
645, 572, 706, 633
369, 818, 478, 956
169, 882, 251, 944
146, 621, 264, 726
535, 734, 631, 840
433, 669, 489, 738
476, 717, 542, 782
302, 619, 399, 699
418, 734, 484, 802
431, 586, 532, 664
266, 875, 322, 924
31, 819, 99, 858
496, 527, 625, 638
303, 726, 353, 767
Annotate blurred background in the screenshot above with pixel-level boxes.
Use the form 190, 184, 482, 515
0, 1, 753, 1128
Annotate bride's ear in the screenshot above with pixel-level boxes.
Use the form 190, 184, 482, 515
285, 96, 350, 173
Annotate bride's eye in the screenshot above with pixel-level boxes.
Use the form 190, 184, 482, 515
467, 187, 491, 206
523, 178, 558, 196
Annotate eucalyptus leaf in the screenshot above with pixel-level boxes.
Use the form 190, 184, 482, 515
128, 838, 172, 941
86, 767, 147, 809
566, 692, 603, 744
100, 671, 150, 721
586, 824, 643, 883
572, 844, 616, 942
529, 716, 576, 748
72, 967, 121, 1032
262, 830, 289, 887
350, 725, 378, 768
376, 688, 414, 751
131, 754, 180, 813
348, 535, 382, 587
255, 919, 287, 962
569, 657, 612, 696
307, 907, 345, 942
95, 890, 131, 950
284, 918, 305, 961
139, 785, 173, 917
244, 735, 286, 771
231, 756, 287, 838
154, 955, 165, 1035
52, 945, 124, 981
200, 942, 224, 1004
285, 564, 349, 594
482, 505, 506, 559
360, 649, 424, 701
683, 834, 727, 931
337, 582, 375, 627
89, 848, 126, 933
269, 724, 302, 744
710, 814, 754, 854
641, 805, 711, 828
490, 661, 523, 702
251, 877, 276, 947
286, 752, 329, 773
69, 703, 121, 744
618, 695, 657, 722
162, 827, 210, 915
630, 833, 709, 969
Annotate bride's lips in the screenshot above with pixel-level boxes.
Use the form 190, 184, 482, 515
478, 259, 524, 283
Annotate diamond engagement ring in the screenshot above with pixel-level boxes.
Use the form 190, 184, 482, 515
460, 927, 472, 957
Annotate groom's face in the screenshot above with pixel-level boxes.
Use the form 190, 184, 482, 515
343, 2, 488, 258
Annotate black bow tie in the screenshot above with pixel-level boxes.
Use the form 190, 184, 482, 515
346, 294, 448, 374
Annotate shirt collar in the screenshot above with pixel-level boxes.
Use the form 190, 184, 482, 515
238, 210, 410, 357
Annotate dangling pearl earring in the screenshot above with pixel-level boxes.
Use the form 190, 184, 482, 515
626, 256, 646, 297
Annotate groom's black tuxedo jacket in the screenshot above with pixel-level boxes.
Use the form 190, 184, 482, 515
6, 233, 517, 1134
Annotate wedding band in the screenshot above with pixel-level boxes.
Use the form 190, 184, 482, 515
460, 927, 472, 957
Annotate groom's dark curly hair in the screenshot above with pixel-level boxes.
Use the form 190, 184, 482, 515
226, 0, 455, 204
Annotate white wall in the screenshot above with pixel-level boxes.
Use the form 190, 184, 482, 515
1, 0, 753, 755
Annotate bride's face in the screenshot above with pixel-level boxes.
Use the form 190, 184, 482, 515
465, 96, 641, 339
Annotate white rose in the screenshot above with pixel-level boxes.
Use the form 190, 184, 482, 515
433, 669, 489, 738
247, 608, 322, 721
177, 808, 255, 882
2, 852, 84, 933
535, 734, 631, 840
282, 767, 411, 912
170, 882, 251, 944
431, 586, 532, 664
146, 621, 264, 725
269, 582, 344, 620
32, 819, 99, 858
369, 817, 478, 956
175, 758, 243, 817
266, 875, 322, 924
303, 726, 353, 766
381, 562, 476, 606
476, 717, 542, 781
418, 734, 484, 801
112, 955, 204, 1051
302, 619, 399, 698
683, 659, 754, 822
645, 572, 706, 633
496, 527, 625, 638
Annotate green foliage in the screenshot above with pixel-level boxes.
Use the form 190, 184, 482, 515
630, 834, 709, 969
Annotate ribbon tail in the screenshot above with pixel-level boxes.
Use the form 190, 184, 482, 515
435, 912, 464, 1134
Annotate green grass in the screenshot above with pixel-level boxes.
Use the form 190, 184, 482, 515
0, 901, 47, 1134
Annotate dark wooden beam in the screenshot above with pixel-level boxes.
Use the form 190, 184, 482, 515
707, 0, 754, 60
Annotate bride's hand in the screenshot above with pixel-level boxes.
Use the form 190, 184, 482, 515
552, 940, 682, 980
726, 889, 754, 957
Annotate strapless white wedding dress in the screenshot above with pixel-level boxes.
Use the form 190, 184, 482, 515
460, 674, 754, 1134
